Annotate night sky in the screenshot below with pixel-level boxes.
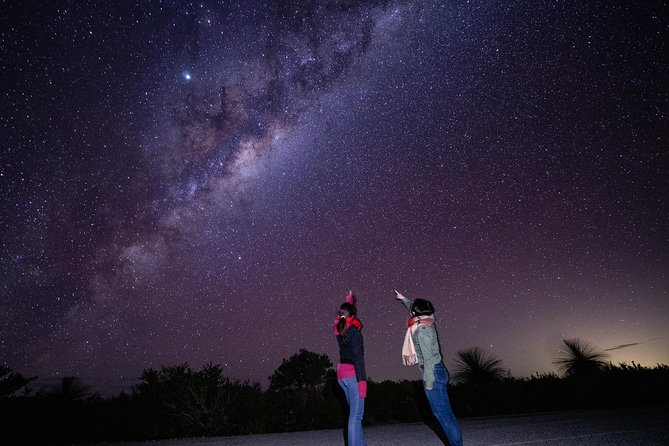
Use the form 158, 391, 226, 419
2, 1, 667, 394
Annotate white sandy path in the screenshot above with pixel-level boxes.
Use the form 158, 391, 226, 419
93, 406, 669, 446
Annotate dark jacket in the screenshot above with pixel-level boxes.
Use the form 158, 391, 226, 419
337, 326, 366, 382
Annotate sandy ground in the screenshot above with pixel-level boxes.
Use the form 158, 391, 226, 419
93, 405, 668, 446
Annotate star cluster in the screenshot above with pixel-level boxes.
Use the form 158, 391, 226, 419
1, 1, 667, 393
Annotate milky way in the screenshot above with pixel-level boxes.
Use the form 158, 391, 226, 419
2, 1, 667, 393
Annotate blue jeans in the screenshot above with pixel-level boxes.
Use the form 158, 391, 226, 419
338, 376, 367, 446
424, 363, 463, 446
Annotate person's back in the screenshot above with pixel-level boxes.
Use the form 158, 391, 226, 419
334, 292, 367, 446
395, 290, 463, 446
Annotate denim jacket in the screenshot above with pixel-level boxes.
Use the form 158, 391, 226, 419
401, 297, 442, 389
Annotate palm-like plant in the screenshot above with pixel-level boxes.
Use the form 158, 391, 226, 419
553, 338, 608, 378
454, 347, 507, 385
46, 376, 90, 401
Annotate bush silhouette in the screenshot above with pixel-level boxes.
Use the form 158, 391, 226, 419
553, 338, 608, 379
2, 344, 668, 443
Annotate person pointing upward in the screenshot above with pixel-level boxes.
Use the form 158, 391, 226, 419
394, 290, 463, 446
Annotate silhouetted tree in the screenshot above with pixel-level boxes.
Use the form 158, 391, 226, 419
264, 350, 337, 431
44, 376, 91, 401
553, 338, 608, 378
0, 365, 36, 398
454, 347, 507, 385
1, 353, 668, 442
268, 349, 333, 392
132, 363, 261, 437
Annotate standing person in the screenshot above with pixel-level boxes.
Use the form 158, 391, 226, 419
334, 291, 367, 446
394, 290, 463, 446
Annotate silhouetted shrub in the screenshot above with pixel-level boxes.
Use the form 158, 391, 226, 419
2, 355, 668, 444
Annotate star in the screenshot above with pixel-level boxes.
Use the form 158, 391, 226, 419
1, 0, 666, 396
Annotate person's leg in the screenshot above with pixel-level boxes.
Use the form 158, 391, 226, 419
339, 378, 351, 404
339, 377, 366, 446
424, 364, 462, 446
338, 379, 351, 445
349, 386, 366, 446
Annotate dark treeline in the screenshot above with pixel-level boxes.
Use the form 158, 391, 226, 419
2, 342, 668, 445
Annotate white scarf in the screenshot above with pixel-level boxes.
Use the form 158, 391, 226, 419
402, 316, 434, 366
402, 323, 419, 365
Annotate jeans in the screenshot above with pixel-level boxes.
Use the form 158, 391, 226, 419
338, 376, 367, 446
424, 363, 463, 446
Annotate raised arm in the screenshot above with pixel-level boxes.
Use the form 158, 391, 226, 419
345, 290, 356, 306
394, 290, 413, 312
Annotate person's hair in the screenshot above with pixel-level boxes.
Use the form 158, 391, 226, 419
411, 298, 435, 316
337, 302, 356, 341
